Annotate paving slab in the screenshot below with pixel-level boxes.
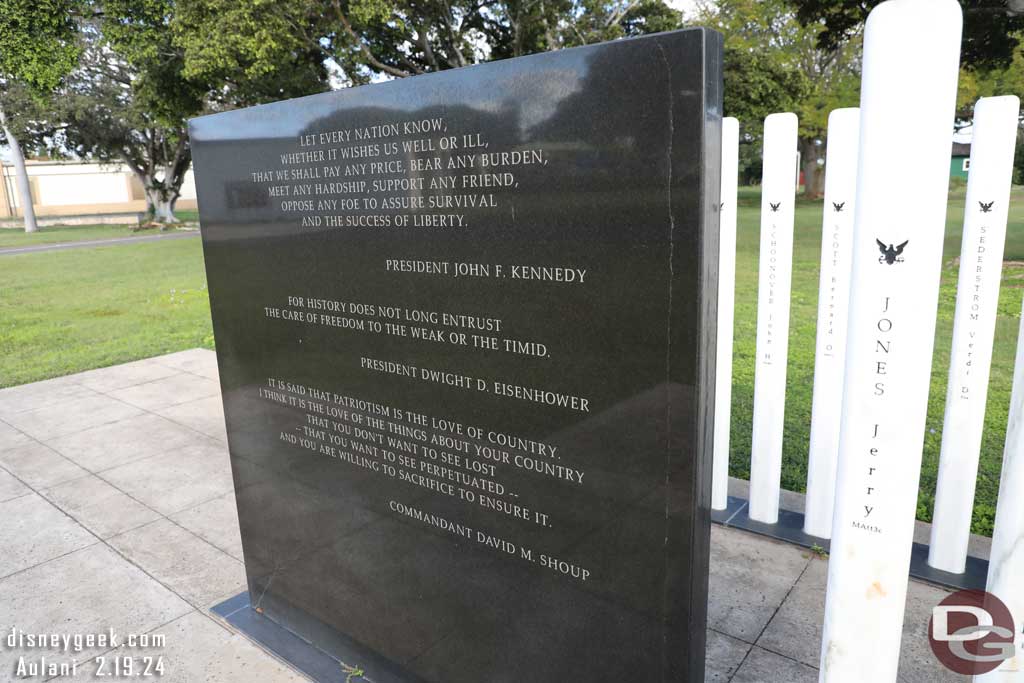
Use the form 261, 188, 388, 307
45, 412, 211, 473
151, 348, 220, 380
0, 376, 96, 418
0, 442, 89, 489
0, 419, 31, 451
708, 524, 812, 643
757, 554, 827, 667
2, 393, 143, 441
109, 373, 220, 411
732, 646, 819, 683
42, 474, 162, 539
170, 492, 245, 561
897, 580, 960, 683
0, 468, 30, 502
62, 610, 308, 682
68, 358, 180, 394
705, 628, 752, 682
755, 556, 963, 682
108, 518, 246, 609
0, 493, 97, 579
99, 439, 234, 515
0, 543, 192, 678
157, 395, 227, 442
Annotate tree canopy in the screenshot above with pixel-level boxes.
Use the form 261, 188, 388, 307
171, 0, 681, 86
8, 0, 1014, 220
790, 0, 1024, 71
699, 0, 860, 193
43, 0, 328, 222
956, 36, 1024, 120
0, 0, 83, 93
32, 0, 684, 222
0, 0, 83, 147
0, 0, 86, 231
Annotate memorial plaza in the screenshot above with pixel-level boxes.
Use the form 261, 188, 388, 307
2, 0, 1023, 679
0, 349, 978, 682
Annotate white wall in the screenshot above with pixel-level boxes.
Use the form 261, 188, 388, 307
1, 160, 196, 210
180, 169, 196, 200
35, 164, 132, 206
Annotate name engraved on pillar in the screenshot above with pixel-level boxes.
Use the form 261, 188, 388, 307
854, 295, 894, 534
960, 214, 991, 400
823, 215, 844, 355
763, 222, 779, 365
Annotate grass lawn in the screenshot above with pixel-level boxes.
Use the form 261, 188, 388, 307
0, 210, 200, 249
0, 190, 1021, 535
0, 237, 213, 387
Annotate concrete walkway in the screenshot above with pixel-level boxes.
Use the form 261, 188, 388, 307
0, 350, 964, 681
0, 230, 198, 256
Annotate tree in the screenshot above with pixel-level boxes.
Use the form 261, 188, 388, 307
44, 0, 676, 224
790, 0, 1024, 72
49, 2, 325, 223
792, 0, 1024, 174
171, 0, 681, 87
956, 35, 1024, 183
697, 0, 860, 196
955, 36, 1024, 120
55, 31, 200, 223
1015, 128, 1024, 185
720, 47, 808, 184
0, 0, 83, 232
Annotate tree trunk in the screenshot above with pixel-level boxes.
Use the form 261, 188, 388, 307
0, 104, 38, 233
800, 137, 825, 199
145, 188, 179, 224
135, 168, 181, 225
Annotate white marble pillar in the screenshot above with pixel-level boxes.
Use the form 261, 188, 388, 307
929, 95, 1022, 574
819, 1, 963, 681
804, 108, 861, 539
977, 294, 1024, 682
748, 112, 798, 524
713, 117, 740, 511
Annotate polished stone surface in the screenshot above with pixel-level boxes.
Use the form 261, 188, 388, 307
191, 30, 723, 683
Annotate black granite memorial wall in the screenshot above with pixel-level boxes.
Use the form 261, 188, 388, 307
191, 28, 722, 682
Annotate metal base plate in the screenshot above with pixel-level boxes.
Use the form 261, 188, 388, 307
711, 495, 989, 592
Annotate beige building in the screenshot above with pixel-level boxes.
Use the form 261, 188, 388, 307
0, 160, 198, 226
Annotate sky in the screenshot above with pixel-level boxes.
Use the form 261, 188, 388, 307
666, 0, 703, 19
